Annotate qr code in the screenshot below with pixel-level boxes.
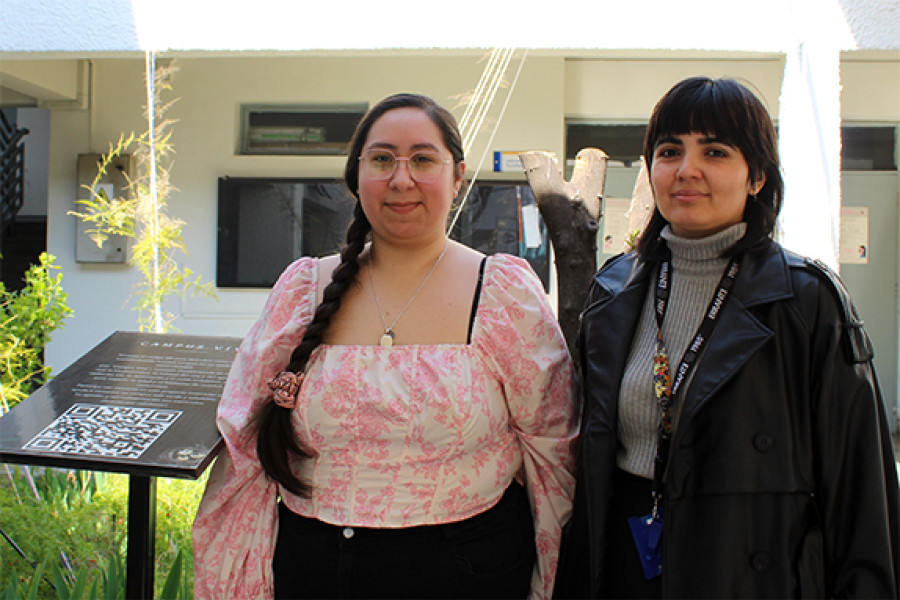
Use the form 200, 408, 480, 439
23, 403, 182, 459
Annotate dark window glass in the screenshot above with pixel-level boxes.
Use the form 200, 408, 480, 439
217, 178, 549, 290
841, 126, 897, 170
566, 123, 647, 167
567, 122, 898, 172
217, 178, 356, 287
450, 183, 549, 291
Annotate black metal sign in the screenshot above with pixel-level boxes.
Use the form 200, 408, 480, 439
0, 330, 238, 478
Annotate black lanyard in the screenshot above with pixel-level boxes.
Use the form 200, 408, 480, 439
650, 252, 741, 516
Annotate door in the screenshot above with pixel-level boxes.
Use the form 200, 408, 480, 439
839, 172, 900, 428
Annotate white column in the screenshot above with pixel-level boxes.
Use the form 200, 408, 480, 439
777, 0, 855, 271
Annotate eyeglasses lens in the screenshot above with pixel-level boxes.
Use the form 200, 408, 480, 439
361, 150, 446, 183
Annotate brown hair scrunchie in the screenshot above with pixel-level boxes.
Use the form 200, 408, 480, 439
267, 371, 304, 409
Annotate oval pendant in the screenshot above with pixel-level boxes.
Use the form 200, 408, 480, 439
379, 332, 394, 347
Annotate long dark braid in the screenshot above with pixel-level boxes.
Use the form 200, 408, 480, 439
251, 203, 371, 496
250, 92, 463, 496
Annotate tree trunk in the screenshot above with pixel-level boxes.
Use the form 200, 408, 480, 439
626, 157, 654, 247
519, 148, 607, 372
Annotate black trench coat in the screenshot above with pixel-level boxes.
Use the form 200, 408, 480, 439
554, 240, 900, 599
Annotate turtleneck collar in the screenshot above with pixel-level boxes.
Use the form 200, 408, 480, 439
660, 223, 747, 274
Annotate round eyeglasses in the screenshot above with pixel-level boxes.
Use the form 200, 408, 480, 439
359, 149, 452, 183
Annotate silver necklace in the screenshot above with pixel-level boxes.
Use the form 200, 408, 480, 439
368, 241, 450, 347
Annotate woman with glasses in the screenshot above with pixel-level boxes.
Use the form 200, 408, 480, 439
554, 76, 900, 598
193, 93, 578, 599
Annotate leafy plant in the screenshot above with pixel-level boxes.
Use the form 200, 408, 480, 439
1, 561, 46, 600
68, 56, 213, 334
0, 469, 119, 596
50, 561, 99, 600
624, 227, 642, 251
0, 468, 202, 599
1, 550, 117, 600
0, 253, 71, 412
93, 473, 204, 598
158, 548, 186, 600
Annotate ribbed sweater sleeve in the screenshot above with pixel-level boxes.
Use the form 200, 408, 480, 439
616, 223, 747, 478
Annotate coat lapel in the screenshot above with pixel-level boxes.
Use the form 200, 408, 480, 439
580, 255, 653, 433
587, 259, 652, 359
680, 243, 795, 421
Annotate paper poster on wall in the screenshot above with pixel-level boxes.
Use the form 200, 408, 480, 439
521, 204, 543, 249
602, 198, 631, 254
840, 206, 869, 265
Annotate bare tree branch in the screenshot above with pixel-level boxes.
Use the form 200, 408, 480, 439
519, 148, 607, 371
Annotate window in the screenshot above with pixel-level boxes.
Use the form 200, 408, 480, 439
239, 104, 368, 155
450, 183, 549, 291
841, 126, 897, 171
216, 178, 549, 290
566, 122, 647, 168
217, 178, 357, 287
567, 122, 899, 172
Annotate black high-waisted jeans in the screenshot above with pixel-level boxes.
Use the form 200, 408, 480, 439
273, 482, 536, 599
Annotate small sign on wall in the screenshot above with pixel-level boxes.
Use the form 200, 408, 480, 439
521, 204, 542, 249
840, 206, 869, 265
493, 151, 524, 172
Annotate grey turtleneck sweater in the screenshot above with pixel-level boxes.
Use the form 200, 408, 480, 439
616, 222, 748, 478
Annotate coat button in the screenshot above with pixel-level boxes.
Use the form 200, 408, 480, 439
342, 527, 355, 539
750, 552, 772, 572
753, 432, 775, 452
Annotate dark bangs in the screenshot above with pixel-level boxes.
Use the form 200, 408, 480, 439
643, 77, 762, 174
637, 77, 783, 260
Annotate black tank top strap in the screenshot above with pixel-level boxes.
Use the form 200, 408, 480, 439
467, 257, 488, 344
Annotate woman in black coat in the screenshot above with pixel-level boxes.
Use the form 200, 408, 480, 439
554, 76, 900, 599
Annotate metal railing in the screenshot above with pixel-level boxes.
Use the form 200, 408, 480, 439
0, 110, 29, 234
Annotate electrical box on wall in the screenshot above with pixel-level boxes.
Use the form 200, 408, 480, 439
75, 153, 130, 263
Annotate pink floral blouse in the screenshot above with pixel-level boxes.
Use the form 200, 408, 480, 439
193, 253, 578, 599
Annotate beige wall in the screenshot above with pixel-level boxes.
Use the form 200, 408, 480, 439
565, 55, 900, 122
0, 59, 82, 102
564, 58, 786, 119
0, 51, 893, 371
842, 58, 900, 121
40, 54, 567, 369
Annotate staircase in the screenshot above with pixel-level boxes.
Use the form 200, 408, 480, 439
1, 111, 28, 232
1, 110, 39, 292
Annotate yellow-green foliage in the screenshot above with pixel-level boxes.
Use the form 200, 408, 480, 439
0, 253, 71, 412
68, 59, 213, 333
625, 228, 642, 251
0, 468, 205, 599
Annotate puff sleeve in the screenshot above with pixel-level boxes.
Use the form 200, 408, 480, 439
475, 254, 579, 599
192, 257, 317, 600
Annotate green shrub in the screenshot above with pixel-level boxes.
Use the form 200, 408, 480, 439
0, 253, 71, 412
0, 467, 205, 599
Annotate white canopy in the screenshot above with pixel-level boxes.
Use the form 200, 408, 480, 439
4, 0, 896, 55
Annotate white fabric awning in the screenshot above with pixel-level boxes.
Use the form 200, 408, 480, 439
4, 0, 895, 55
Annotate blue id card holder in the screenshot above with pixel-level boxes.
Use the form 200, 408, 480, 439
628, 510, 663, 579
